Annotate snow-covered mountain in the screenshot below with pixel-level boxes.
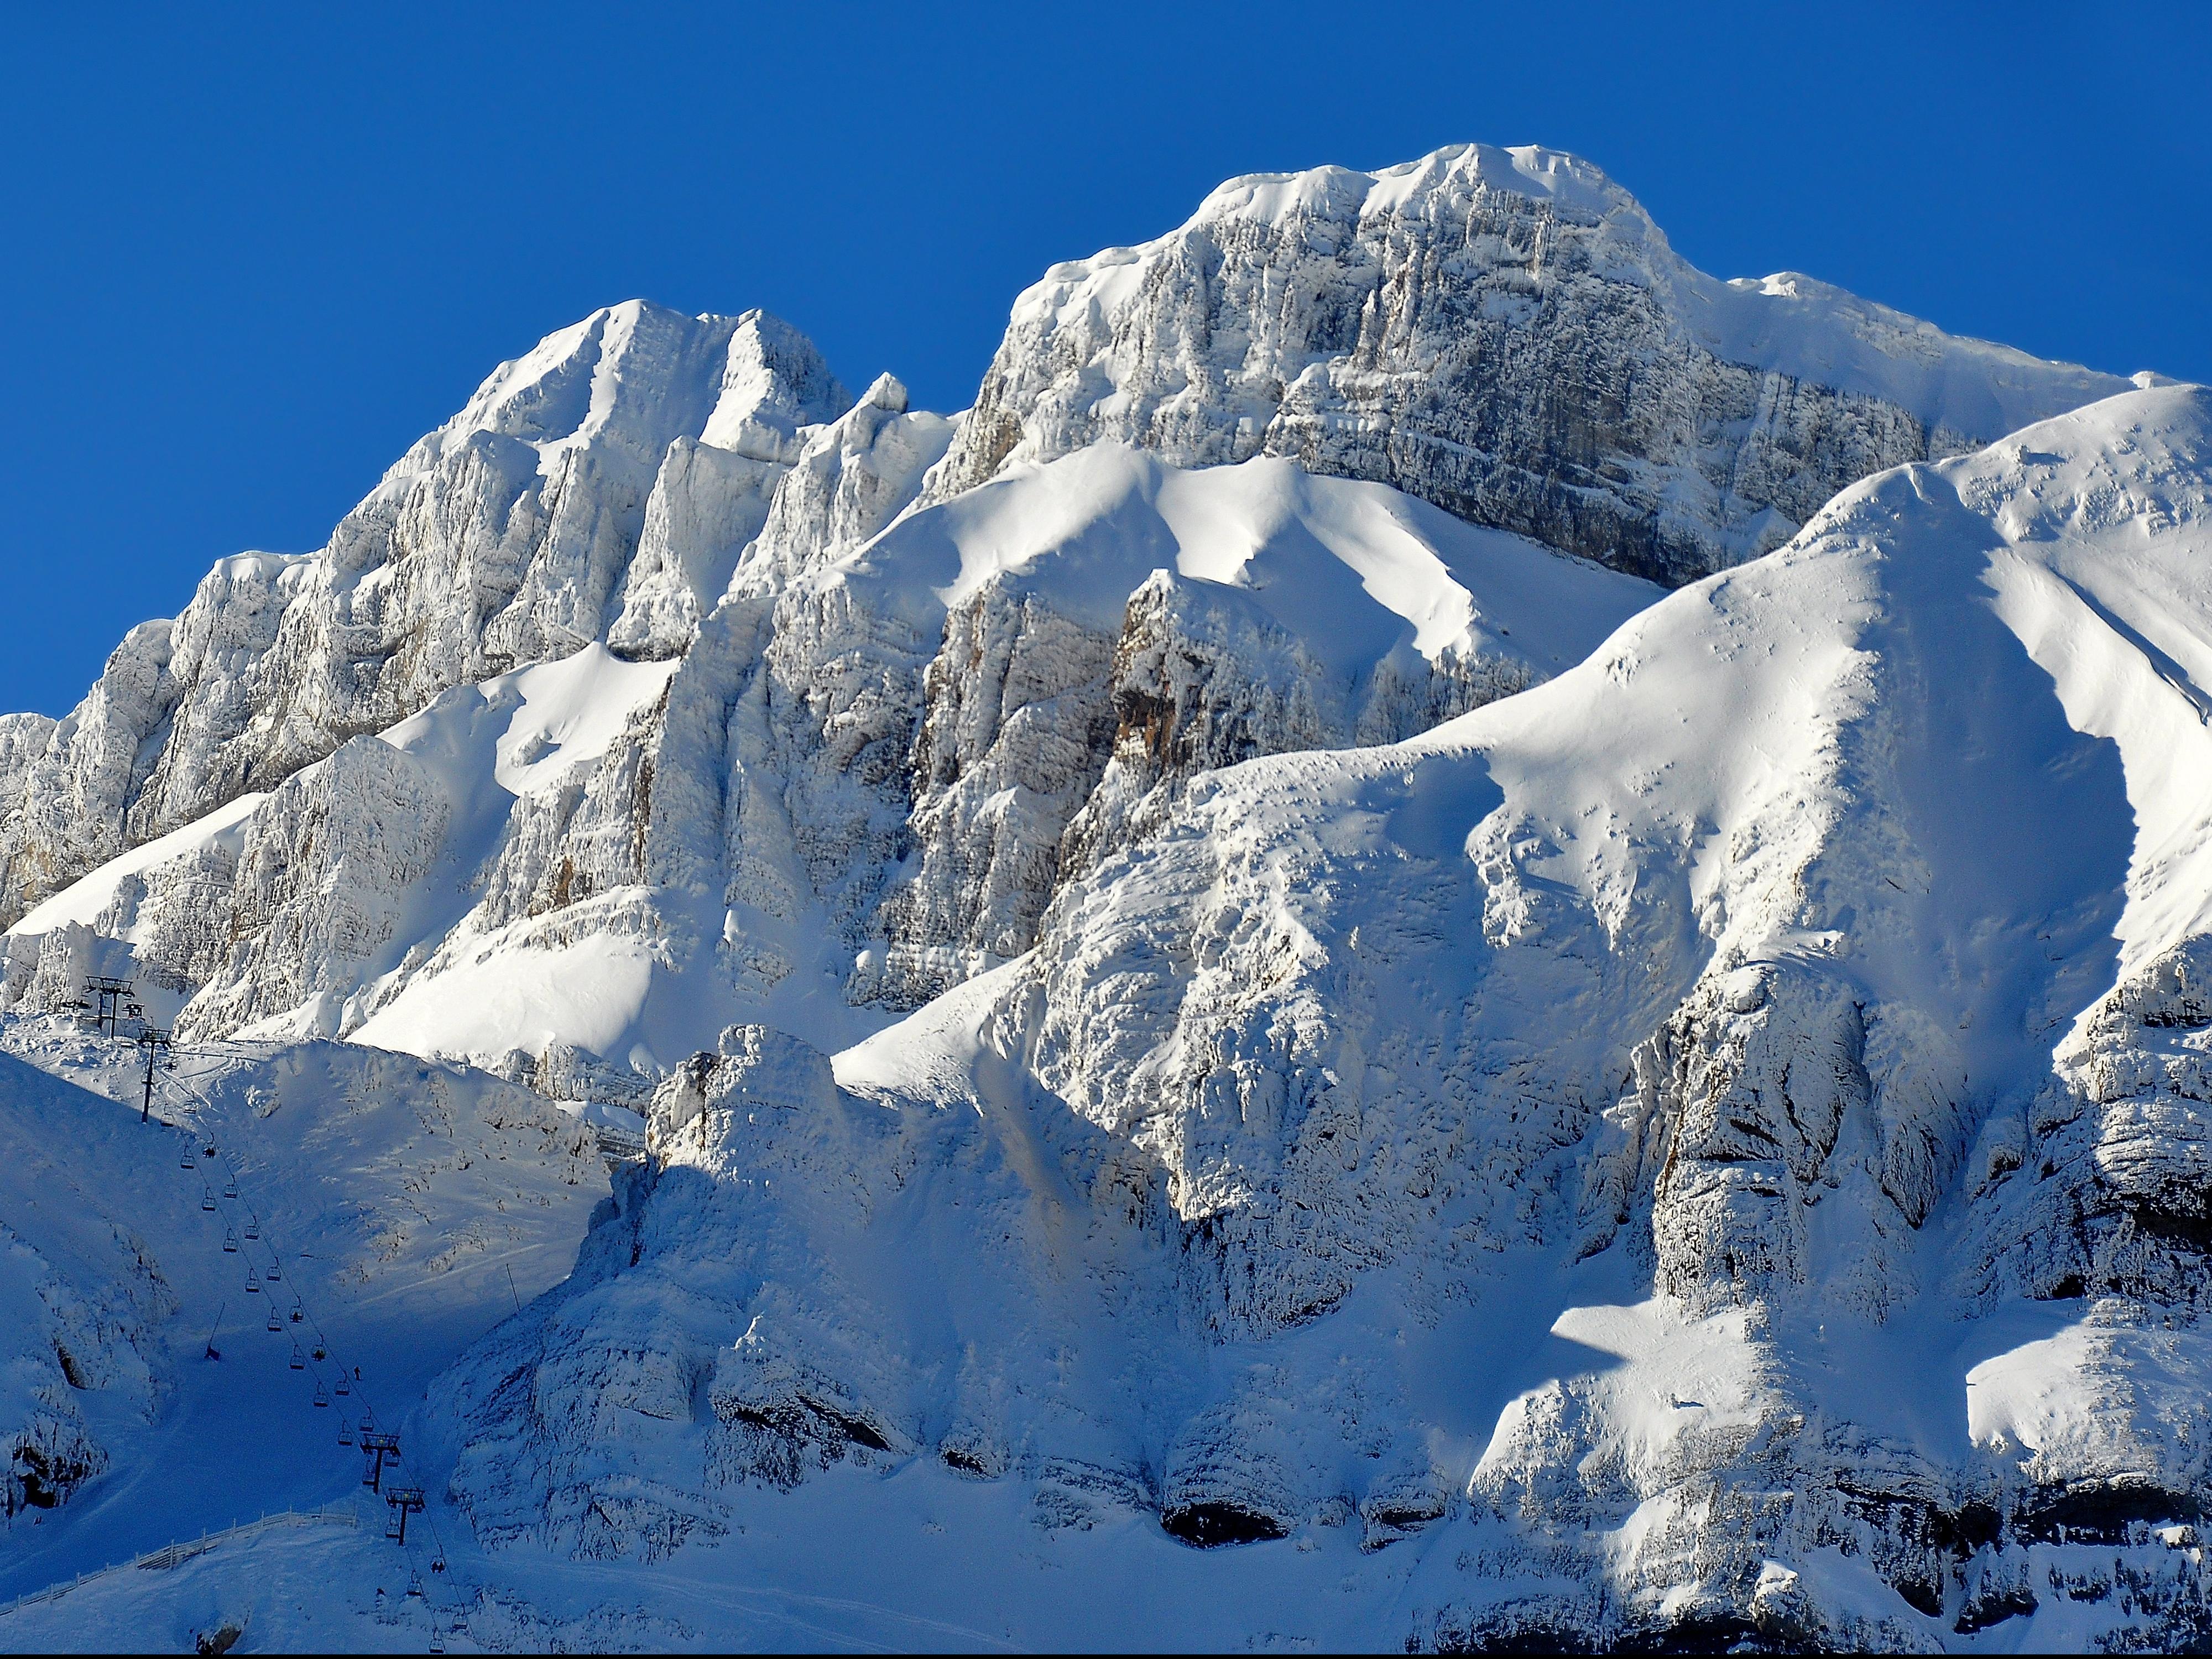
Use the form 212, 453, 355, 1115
0, 145, 2129, 1086
2, 143, 2204, 1651
432, 383, 2212, 1649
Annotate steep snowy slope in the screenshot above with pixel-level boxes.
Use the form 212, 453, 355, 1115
928, 143, 2132, 585
427, 387, 2212, 1650
3, 452, 1660, 1084
0, 1014, 604, 1591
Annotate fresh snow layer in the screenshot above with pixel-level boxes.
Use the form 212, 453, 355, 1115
829, 443, 1658, 674
403, 383, 2212, 1650
8, 390, 2212, 1646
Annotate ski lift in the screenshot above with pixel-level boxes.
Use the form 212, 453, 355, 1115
201, 1187, 217, 1212
222, 1228, 239, 1253
311, 1342, 327, 1361
431, 1546, 446, 1573
289, 1301, 303, 1323
338, 1416, 354, 1446
335, 1373, 350, 1397
245, 1268, 261, 1293
430, 1627, 446, 1655
265, 1306, 283, 1333
358, 1406, 374, 1432
312, 1381, 329, 1408
222, 1177, 237, 1200
202, 1142, 216, 1159
244, 1215, 260, 1240
266, 1259, 281, 1281
180, 1145, 195, 1169
406, 1571, 424, 1599
289, 1342, 305, 1371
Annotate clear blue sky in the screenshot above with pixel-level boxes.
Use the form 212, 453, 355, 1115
3, 2, 2205, 717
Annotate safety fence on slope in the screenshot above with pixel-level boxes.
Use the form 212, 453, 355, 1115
0, 1505, 357, 1621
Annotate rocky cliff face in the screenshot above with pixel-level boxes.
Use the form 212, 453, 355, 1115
927, 144, 2129, 587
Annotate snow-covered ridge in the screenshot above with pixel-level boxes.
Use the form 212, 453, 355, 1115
1126, 144, 2112, 436
0, 137, 2208, 1649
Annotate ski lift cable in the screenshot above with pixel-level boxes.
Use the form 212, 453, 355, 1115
156, 1074, 395, 1444
131, 1050, 452, 1588
158, 1067, 399, 1437
160, 1039, 495, 1593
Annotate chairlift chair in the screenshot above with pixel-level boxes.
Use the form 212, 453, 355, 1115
244, 1215, 259, 1240
201, 1188, 217, 1212
406, 1571, 424, 1598
289, 1343, 305, 1371
266, 1259, 281, 1280
245, 1268, 261, 1293
335, 1374, 349, 1396
202, 1142, 216, 1159
180, 1146, 195, 1169
266, 1306, 283, 1333
312, 1381, 329, 1408
338, 1416, 353, 1446
222, 1178, 237, 1200
289, 1302, 302, 1323
222, 1228, 239, 1253
312, 1342, 327, 1361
